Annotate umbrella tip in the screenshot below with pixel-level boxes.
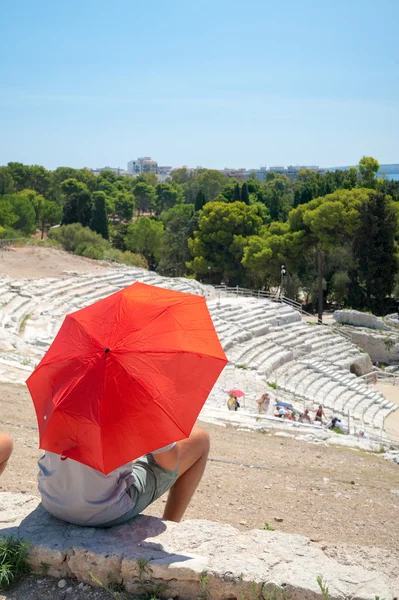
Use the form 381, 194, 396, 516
104, 348, 110, 354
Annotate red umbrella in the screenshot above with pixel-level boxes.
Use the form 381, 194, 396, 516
227, 389, 245, 398
26, 282, 227, 474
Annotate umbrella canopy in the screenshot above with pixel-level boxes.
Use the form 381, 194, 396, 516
275, 401, 293, 409
26, 282, 227, 474
227, 389, 245, 398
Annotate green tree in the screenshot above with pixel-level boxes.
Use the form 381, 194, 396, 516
264, 175, 293, 221
293, 170, 321, 207
358, 156, 380, 189
114, 192, 135, 221
133, 182, 156, 215
353, 192, 398, 313
90, 191, 109, 239
7, 163, 31, 191
242, 222, 292, 289
342, 167, 358, 190
61, 179, 92, 227
37, 199, 62, 239
240, 182, 250, 205
194, 189, 206, 211
233, 182, 241, 201
2, 193, 36, 235
0, 167, 15, 196
188, 201, 262, 285
289, 188, 373, 319
28, 165, 51, 197
158, 204, 195, 276
0, 198, 18, 229
197, 170, 228, 202
125, 217, 164, 268
155, 183, 183, 214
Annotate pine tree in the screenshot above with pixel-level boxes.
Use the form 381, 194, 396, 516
233, 182, 241, 201
194, 189, 206, 212
90, 191, 109, 239
240, 182, 250, 205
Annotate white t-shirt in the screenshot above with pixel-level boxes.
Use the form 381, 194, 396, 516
38, 443, 176, 526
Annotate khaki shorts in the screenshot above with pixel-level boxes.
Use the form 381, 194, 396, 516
99, 454, 178, 528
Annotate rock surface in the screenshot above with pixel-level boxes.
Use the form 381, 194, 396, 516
349, 329, 399, 364
0, 493, 397, 600
334, 309, 390, 331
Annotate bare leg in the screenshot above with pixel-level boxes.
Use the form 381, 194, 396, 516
0, 434, 13, 477
153, 427, 210, 523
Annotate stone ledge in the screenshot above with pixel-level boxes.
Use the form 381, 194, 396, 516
0, 493, 396, 600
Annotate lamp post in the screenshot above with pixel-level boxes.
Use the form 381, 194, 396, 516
280, 264, 286, 301
207, 265, 211, 284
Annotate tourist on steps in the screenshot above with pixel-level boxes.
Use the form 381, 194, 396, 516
227, 392, 240, 411
314, 405, 326, 424
299, 409, 312, 424
256, 393, 270, 414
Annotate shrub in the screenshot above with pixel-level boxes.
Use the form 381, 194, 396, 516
0, 226, 21, 239
0, 536, 31, 591
48, 223, 110, 253
75, 243, 105, 260
119, 251, 148, 269
103, 248, 123, 262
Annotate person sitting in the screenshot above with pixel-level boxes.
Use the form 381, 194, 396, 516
38, 427, 210, 526
299, 409, 312, 424
314, 405, 326, 424
277, 406, 288, 418
0, 434, 13, 477
327, 417, 344, 431
285, 410, 296, 421
256, 393, 270, 414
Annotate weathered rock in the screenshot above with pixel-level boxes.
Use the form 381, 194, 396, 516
0, 493, 396, 600
348, 329, 399, 365
334, 310, 390, 331
348, 353, 373, 375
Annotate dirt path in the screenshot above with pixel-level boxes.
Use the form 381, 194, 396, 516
0, 247, 109, 279
0, 383, 398, 554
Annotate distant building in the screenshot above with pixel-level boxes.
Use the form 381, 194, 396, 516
127, 157, 158, 175
89, 166, 133, 177
269, 166, 286, 174
255, 166, 268, 182
158, 165, 173, 176
220, 168, 248, 180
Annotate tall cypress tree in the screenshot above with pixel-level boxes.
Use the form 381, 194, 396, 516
241, 182, 250, 205
194, 189, 206, 212
233, 182, 241, 201
353, 192, 398, 313
90, 191, 109, 239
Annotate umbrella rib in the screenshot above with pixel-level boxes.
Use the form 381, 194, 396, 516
69, 316, 106, 351
104, 292, 123, 348
33, 316, 103, 372
116, 348, 227, 361
28, 350, 102, 379
114, 303, 174, 350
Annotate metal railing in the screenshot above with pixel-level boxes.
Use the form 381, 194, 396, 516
358, 370, 399, 386
213, 285, 352, 341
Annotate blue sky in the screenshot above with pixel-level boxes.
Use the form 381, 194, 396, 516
1, 0, 398, 170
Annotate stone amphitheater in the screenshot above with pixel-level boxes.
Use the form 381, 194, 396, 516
0, 260, 398, 444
